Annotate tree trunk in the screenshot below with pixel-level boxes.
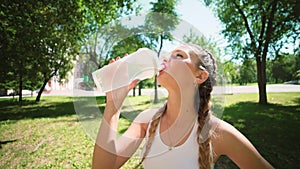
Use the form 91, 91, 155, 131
154, 75, 158, 103
35, 78, 48, 102
257, 0, 277, 105
256, 57, 267, 105
154, 35, 164, 103
132, 87, 136, 97
258, 79, 267, 104
18, 74, 23, 102
138, 82, 142, 96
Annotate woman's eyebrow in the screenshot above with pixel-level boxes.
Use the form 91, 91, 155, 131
172, 49, 185, 53
172, 49, 190, 56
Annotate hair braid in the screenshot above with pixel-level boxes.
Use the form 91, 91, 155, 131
197, 80, 213, 169
134, 105, 166, 169
187, 44, 216, 169
205, 50, 217, 86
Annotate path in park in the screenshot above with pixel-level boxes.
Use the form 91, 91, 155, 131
2, 84, 298, 98
43, 84, 299, 96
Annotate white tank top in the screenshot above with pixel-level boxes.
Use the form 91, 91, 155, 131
142, 119, 201, 169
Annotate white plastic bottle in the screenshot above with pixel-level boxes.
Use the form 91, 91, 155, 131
92, 48, 161, 93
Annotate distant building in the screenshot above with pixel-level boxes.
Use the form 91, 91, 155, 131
45, 58, 93, 92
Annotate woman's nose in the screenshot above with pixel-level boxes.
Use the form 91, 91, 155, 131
160, 53, 171, 62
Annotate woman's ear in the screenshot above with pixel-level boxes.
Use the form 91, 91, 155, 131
195, 70, 209, 84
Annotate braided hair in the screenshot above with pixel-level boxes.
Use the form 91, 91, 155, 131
189, 44, 216, 169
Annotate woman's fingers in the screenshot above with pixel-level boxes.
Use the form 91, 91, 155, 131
109, 58, 116, 64
128, 79, 140, 90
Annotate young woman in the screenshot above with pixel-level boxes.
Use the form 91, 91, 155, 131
92, 44, 273, 169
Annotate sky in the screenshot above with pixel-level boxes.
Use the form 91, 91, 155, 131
135, 0, 230, 60
175, 0, 229, 57
135, 0, 297, 59
137, 0, 223, 38
176, 0, 222, 40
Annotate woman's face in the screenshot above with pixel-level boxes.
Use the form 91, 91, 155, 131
157, 45, 201, 90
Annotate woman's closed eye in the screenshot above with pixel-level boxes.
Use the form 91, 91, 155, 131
172, 53, 184, 59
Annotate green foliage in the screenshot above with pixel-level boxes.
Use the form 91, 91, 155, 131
205, 0, 299, 104
80, 20, 137, 69
144, 0, 180, 103
110, 34, 153, 60
0, 0, 137, 101
210, 0, 299, 58
295, 70, 300, 80
222, 61, 239, 84
238, 58, 256, 85
145, 0, 180, 53
271, 53, 300, 83
76, 0, 180, 95
77, 20, 153, 91
183, 30, 220, 57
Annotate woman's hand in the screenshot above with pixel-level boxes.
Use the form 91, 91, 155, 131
105, 79, 139, 110
105, 56, 140, 110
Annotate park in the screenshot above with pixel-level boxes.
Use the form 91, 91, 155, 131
0, 90, 299, 168
1, 0, 299, 169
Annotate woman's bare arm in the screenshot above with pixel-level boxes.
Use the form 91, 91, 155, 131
92, 109, 147, 168
213, 119, 274, 169
92, 80, 147, 169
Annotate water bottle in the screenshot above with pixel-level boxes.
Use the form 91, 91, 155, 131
92, 48, 161, 93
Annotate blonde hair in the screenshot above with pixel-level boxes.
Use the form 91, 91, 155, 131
135, 44, 217, 169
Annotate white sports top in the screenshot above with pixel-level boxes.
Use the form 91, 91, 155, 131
142, 119, 214, 169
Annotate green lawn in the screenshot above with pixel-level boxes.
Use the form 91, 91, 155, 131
215, 93, 300, 169
0, 93, 299, 169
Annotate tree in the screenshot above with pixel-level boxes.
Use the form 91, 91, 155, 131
0, 1, 46, 101
145, 0, 180, 103
204, 0, 300, 104
0, 0, 137, 102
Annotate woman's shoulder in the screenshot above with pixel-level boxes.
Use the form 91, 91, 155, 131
210, 116, 250, 156
210, 116, 241, 142
134, 107, 161, 124
210, 116, 235, 134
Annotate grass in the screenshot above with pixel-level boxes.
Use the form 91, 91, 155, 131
216, 93, 300, 169
0, 93, 299, 168
0, 97, 93, 169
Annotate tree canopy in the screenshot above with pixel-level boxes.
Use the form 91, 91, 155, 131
204, 0, 299, 104
145, 0, 180, 103
0, 0, 137, 101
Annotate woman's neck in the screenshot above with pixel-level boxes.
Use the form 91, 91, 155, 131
160, 86, 199, 147
165, 86, 198, 125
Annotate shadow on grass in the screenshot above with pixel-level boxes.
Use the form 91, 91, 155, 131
215, 100, 300, 169
0, 139, 18, 149
0, 97, 84, 122
0, 96, 111, 123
